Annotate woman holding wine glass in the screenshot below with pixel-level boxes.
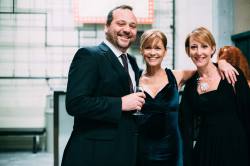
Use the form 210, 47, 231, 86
136, 29, 238, 166
136, 29, 193, 166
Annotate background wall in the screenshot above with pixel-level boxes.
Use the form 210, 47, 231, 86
234, 0, 250, 34
175, 0, 213, 69
175, 0, 250, 69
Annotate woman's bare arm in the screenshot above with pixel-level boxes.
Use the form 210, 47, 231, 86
172, 70, 196, 90
172, 60, 238, 90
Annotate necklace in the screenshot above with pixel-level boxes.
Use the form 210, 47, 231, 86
199, 82, 209, 92
197, 77, 209, 92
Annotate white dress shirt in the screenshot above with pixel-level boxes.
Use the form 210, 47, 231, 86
104, 40, 136, 90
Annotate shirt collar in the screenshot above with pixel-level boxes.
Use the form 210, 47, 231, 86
104, 39, 127, 58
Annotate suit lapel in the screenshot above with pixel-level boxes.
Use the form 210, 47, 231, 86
99, 42, 132, 93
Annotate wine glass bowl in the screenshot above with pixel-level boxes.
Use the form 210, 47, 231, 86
133, 86, 144, 116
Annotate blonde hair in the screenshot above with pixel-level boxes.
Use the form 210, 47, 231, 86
185, 27, 216, 57
140, 29, 167, 51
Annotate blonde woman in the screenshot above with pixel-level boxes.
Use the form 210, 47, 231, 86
180, 27, 250, 166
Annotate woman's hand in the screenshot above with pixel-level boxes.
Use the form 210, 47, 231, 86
217, 59, 239, 85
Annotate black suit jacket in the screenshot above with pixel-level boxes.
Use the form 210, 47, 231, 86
61, 42, 141, 166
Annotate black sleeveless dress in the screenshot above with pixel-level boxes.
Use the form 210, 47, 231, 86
137, 69, 182, 166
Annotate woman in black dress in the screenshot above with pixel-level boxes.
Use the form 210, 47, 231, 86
179, 27, 250, 166
136, 29, 193, 166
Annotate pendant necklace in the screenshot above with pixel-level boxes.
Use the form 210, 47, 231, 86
199, 82, 209, 92
197, 77, 209, 92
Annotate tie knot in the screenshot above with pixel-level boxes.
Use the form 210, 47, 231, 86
121, 53, 127, 59
120, 54, 128, 68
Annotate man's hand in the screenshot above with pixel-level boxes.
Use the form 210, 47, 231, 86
121, 92, 146, 111
218, 59, 239, 85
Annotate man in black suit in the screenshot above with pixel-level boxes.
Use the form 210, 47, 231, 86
61, 5, 146, 166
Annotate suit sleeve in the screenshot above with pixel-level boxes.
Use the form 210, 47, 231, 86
66, 48, 122, 123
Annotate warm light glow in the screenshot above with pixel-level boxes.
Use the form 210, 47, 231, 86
73, 0, 154, 24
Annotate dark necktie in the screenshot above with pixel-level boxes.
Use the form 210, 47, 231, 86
120, 54, 134, 93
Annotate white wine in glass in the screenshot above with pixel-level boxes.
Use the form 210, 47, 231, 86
133, 86, 144, 116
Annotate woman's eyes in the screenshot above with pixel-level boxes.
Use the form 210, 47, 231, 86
144, 46, 162, 50
190, 45, 209, 49
190, 45, 197, 49
202, 45, 208, 48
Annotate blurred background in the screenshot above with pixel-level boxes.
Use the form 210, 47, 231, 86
0, 0, 249, 166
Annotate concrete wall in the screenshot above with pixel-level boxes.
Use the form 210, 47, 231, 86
175, 0, 249, 69
213, 0, 234, 49
234, 0, 250, 34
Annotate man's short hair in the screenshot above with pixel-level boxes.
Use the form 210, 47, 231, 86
106, 5, 133, 25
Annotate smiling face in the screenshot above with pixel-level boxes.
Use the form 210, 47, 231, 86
141, 37, 166, 67
185, 27, 216, 69
105, 8, 137, 53
189, 38, 215, 68
140, 30, 167, 68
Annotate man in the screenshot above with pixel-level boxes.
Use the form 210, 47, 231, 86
61, 5, 145, 166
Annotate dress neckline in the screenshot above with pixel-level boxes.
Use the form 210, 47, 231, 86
144, 83, 170, 99
196, 78, 223, 96
142, 68, 173, 99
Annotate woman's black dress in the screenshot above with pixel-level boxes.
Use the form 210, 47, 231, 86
137, 69, 182, 166
190, 79, 249, 166
179, 65, 250, 166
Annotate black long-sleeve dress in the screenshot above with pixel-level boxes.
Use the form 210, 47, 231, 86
179, 67, 250, 166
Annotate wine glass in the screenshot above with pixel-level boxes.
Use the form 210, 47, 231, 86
133, 86, 144, 116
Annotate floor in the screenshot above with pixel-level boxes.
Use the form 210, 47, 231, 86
0, 151, 53, 166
